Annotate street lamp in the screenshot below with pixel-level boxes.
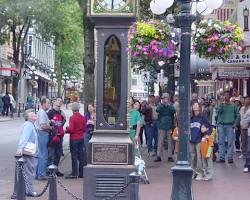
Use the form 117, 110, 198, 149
150, 0, 223, 199
243, 6, 249, 31
49, 69, 56, 100
28, 65, 39, 101
71, 76, 78, 91
62, 72, 69, 103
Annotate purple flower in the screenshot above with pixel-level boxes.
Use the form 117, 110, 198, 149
223, 38, 229, 43
207, 48, 212, 52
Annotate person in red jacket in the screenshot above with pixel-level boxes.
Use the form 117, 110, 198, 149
65, 102, 87, 178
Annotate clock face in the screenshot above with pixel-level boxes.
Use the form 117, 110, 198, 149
97, 0, 129, 11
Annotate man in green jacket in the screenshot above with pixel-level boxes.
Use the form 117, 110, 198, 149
155, 93, 175, 162
217, 91, 240, 164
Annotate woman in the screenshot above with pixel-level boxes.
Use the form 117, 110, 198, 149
129, 98, 142, 142
190, 102, 209, 180
65, 102, 87, 178
16, 109, 38, 197
84, 103, 95, 155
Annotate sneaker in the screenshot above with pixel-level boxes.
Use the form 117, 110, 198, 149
154, 157, 162, 162
238, 154, 246, 159
168, 157, 174, 162
56, 171, 64, 177
235, 148, 241, 153
216, 159, 225, 163
195, 175, 203, 181
203, 176, 212, 181
228, 159, 234, 164
78, 175, 83, 178
149, 151, 156, 156
243, 167, 249, 173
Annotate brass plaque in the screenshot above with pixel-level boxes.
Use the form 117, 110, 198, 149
92, 143, 128, 165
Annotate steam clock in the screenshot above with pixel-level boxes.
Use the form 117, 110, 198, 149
84, 1, 138, 199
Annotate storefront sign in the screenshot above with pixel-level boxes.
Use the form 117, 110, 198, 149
213, 54, 250, 65
218, 68, 250, 79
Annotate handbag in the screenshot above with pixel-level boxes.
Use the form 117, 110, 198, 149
23, 142, 36, 156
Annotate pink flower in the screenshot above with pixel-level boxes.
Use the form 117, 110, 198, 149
207, 48, 212, 52
223, 38, 229, 43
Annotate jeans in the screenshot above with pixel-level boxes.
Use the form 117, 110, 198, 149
218, 124, 235, 160
145, 122, 153, 152
244, 135, 250, 168
48, 139, 63, 167
189, 142, 203, 176
36, 131, 49, 177
157, 129, 173, 158
70, 139, 87, 177
84, 132, 93, 156
241, 129, 248, 156
202, 158, 213, 178
2, 104, 10, 116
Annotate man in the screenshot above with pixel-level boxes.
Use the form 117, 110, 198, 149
2, 93, 10, 116
26, 92, 34, 109
0, 93, 3, 115
217, 91, 240, 164
241, 97, 250, 173
35, 97, 52, 180
47, 97, 66, 176
155, 93, 175, 162
9, 93, 15, 114
239, 97, 250, 159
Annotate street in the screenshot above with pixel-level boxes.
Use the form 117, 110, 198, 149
0, 114, 250, 200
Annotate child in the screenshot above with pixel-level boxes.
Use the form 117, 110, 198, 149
172, 127, 179, 154
211, 126, 219, 162
200, 123, 214, 181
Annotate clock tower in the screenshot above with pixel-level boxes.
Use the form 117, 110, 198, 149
83, 1, 139, 199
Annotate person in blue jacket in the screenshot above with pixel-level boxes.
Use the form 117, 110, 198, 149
190, 102, 210, 180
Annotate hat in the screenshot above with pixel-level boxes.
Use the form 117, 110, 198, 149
162, 93, 170, 99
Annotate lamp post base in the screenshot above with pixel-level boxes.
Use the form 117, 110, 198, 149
171, 161, 193, 200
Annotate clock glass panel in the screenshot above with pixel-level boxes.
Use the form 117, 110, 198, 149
98, 0, 129, 11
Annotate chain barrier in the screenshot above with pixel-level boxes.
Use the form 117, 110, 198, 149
57, 179, 83, 200
18, 161, 50, 197
102, 180, 132, 200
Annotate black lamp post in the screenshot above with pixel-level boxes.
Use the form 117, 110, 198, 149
28, 65, 39, 100
71, 76, 78, 91
150, 0, 223, 199
62, 72, 69, 103
49, 70, 56, 100
243, 6, 249, 31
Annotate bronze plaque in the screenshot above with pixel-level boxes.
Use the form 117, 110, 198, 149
92, 143, 128, 165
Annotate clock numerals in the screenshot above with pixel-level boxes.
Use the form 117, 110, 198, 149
93, 0, 133, 14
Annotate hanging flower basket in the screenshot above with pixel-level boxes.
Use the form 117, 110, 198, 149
193, 19, 244, 61
128, 19, 176, 69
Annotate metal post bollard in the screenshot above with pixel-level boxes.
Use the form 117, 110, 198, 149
48, 165, 58, 200
17, 103, 21, 117
129, 172, 140, 200
34, 104, 37, 113
10, 156, 22, 199
17, 157, 26, 200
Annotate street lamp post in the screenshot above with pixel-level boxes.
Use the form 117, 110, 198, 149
71, 76, 78, 91
49, 70, 56, 100
62, 72, 69, 103
28, 65, 39, 101
150, 0, 223, 199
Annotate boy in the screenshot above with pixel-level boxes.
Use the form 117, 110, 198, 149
200, 123, 214, 180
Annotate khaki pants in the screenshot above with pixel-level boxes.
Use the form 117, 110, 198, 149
189, 142, 203, 176
157, 129, 173, 158
202, 158, 213, 178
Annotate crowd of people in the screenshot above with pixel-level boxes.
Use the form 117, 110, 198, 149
128, 91, 250, 181
15, 97, 95, 197
0, 92, 15, 116
14, 90, 250, 196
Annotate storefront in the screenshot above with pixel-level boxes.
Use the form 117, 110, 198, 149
211, 52, 250, 97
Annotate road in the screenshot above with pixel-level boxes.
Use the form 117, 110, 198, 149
0, 108, 250, 199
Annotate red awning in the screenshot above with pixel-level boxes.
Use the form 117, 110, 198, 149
0, 58, 18, 76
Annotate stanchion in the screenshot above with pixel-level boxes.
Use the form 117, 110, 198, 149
17, 103, 21, 117
129, 172, 140, 200
34, 104, 37, 113
10, 156, 22, 199
48, 165, 58, 200
17, 157, 26, 200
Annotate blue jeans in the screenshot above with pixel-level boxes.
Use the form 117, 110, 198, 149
84, 132, 93, 156
36, 131, 49, 177
244, 135, 250, 168
145, 121, 158, 152
218, 124, 235, 160
70, 139, 87, 177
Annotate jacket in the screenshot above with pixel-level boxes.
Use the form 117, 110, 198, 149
66, 112, 87, 140
17, 121, 38, 157
217, 103, 240, 125
190, 115, 209, 143
156, 103, 175, 131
